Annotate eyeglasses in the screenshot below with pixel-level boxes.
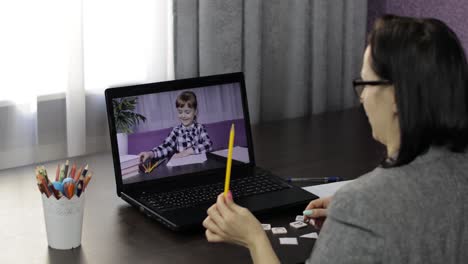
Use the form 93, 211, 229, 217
352, 78, 392, 98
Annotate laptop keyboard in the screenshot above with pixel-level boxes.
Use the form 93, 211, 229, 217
137, 170, 290, 212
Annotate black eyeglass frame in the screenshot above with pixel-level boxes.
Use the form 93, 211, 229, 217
352, 78, 392, 97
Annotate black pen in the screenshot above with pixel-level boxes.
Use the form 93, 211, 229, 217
287, 176, 343, 183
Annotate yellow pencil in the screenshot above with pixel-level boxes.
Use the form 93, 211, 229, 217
148, 160, 160, 172
224, 124, 235, 197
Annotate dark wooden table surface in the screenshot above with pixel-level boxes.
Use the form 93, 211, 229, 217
0, 107, 384, 264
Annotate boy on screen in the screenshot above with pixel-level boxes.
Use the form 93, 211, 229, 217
138, 91, 213, 163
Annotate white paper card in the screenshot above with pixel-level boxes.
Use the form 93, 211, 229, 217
295, 215, 305, 222
290, 221, 308, 229
211, 146, 250, 163
271, 227, 288, 234
300, 232, 319, 239
167, 153, 207, 167
302, 180, 353, 198
279, 237, 298, 245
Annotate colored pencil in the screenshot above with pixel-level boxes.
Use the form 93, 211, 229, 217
35, 174, 47, 196
73, 166, 83, 182
69, 163, 76, 178
58, 164, 65, 182
36, 173, 51, 198
63, 160, 69, 179
83, 172, 93, 190
81, 164, 89, 178
76, 165, 87, 197
55, 164, 60, 181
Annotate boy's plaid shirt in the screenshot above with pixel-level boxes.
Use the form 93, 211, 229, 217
151, 123, 213, 159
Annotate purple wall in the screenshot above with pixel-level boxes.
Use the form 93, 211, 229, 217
368, 0, 468, 52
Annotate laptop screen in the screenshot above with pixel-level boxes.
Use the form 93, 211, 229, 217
111, 81, 251, 185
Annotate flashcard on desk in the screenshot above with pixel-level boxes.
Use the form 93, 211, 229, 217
290, 221, 308, 229
300, 232, 319, 239
271, 227, 288, 234
279, 237, 298, 245
261, 224, 271, 230
295, 215, 305, 222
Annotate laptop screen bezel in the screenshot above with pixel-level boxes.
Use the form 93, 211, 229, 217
104, 72, 256, 196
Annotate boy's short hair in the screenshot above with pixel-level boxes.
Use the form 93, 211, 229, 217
369, 15, 468, 167
176, 91, 198, 109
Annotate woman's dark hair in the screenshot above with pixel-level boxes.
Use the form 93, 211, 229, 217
368, 15, 468, 167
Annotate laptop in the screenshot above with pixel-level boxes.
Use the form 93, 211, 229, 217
105, 72, 317, 231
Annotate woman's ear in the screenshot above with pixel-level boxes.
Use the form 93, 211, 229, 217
392, 99, 398, 115
390, 86, 398, 115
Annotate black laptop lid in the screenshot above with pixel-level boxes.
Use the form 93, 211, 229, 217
105, 72, 256, 195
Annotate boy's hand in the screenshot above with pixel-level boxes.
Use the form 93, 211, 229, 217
138, 151, 154, 163
173, 148, 194, 159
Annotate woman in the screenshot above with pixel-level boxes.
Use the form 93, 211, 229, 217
203, 15, 468, 263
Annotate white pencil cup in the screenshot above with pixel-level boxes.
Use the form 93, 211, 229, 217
41, 193, 85, 250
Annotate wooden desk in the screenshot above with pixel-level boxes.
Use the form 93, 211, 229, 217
0, 107, 383, 264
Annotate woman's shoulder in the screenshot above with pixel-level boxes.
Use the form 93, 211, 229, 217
332, 168, 397, 206
333, 161, 435, 212
336, 147, 468, 201
328, 167, 413, 228
337, 167, 404, 196
330, 148, 468, 230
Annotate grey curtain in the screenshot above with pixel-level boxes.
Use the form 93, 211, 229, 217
174, 0, 368, 123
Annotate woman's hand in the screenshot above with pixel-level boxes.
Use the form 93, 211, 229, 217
138, 151, 154, 163
203, 192, 281, 264
203, 192, 265, 248
304, 196, 333, 229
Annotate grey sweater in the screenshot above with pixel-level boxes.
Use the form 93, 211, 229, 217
307, 147, 468, 264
